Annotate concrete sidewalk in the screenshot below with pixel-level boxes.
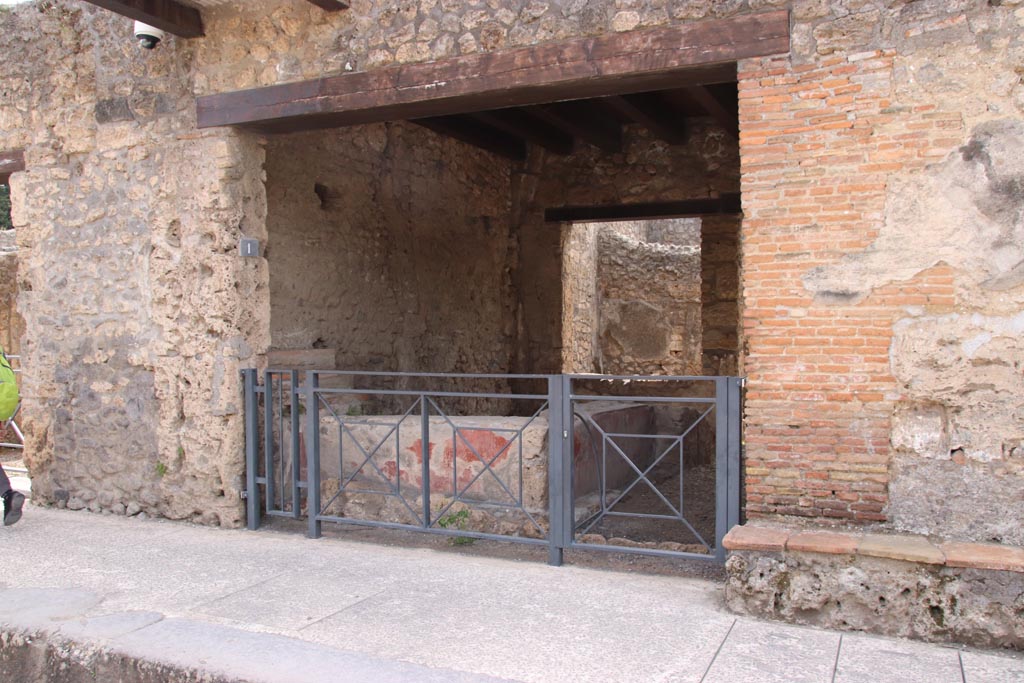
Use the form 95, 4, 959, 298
1, 500, 1022, 682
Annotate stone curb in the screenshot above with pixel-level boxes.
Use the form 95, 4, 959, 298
722, 524, 1024, 573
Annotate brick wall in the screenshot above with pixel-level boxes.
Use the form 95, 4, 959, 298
738, 49, 966, 523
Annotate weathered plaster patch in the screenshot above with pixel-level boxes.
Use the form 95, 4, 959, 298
891, 401, 949, 459
960, 331, 992, 358
803, 119, 1024, 304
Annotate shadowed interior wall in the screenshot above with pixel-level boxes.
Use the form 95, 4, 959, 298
264, 122, 516, 376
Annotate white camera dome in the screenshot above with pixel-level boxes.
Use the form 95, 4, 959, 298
134, 21, 166, 50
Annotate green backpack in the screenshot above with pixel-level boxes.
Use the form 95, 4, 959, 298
0, 347, 19, 422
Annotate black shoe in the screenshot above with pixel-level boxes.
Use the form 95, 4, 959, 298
3, 490, 25, 526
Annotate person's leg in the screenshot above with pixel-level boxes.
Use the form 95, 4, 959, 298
1, 462, 24, 526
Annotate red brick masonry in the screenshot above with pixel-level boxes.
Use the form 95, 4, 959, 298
724, 524, 1024, 573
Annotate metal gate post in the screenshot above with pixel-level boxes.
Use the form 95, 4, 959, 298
714, 377, 729, 562
243, 369, 260, 531
263, 371, 276, 515
306, 371, 322, 539
421, 395, 432, 529
547, 376, 563, 566
547, 375, 572, 566
290, 370, 302, 519
727, 377, 743, 532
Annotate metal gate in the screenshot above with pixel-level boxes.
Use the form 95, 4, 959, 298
243, 370, 742, 565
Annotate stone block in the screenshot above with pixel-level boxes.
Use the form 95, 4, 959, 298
787, 530, 860, 555
723, 524, 790, 552
94, 98, 133, 125
858, 533, 944, 565
941, 542, 1024, 573
890, 402, 949, 459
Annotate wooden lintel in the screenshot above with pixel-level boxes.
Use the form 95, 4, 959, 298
0, 150, 25, 184
197, 11, 788, 133
545, 194, 742, 223
83, 0, 204, 38
305, 0, 350, 9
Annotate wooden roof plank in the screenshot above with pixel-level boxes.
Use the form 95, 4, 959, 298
603, 93, 688, 145
82, 0, 204, 38
525, 101, 623, 154
414, 116, 527, 161
470, 109, 575, 155
673, 85, 739, 138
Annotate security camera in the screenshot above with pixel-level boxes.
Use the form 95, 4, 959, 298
134, 21, 165, 50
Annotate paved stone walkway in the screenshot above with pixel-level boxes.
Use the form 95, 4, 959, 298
1, 495, 1022, 682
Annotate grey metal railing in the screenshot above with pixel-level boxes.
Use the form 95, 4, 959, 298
243, 369, 742, 565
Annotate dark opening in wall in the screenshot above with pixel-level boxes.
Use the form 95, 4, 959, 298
0, 184, 12, 231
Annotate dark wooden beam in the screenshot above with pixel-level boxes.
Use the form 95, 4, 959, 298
305, 0, 349, 9
470, 109, 574, 155
197, 11, 788, 133
82, 0, 204, 38
414, 116, 527, 161
673, 85, 738, 138
603, 93, 688, 145
525, 101, 623, 154
0, 150, 25, 184
545, 193, 742, 223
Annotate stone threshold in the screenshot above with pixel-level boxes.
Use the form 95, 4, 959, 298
723, 524, 1024, 573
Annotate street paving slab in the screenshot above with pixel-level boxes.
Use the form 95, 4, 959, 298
0, 498, 1022, 683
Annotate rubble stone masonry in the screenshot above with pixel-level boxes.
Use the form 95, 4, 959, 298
0, 0, 1021, 543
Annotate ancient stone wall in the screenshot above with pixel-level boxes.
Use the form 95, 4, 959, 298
562, 220, 704, 376
560, 222, 600, 374
1, 2, 268, 525
701, 216, 741, 376
264, 122, 515, 377
563, 216, 739, 377
739, 0, 1024, 539
187, 0, 759, 96
4, 0, 1022, 547
596, 226, 703, 375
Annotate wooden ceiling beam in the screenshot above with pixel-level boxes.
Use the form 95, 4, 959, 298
304, 0, 350, 10
525, 101, 623, 154
671, 85, 739, 138
414, 116, 527, 161
0, 150, 25, 184
545, 193, 742, 223
470, 109, 575, 156
603, 93, 688, 145
82, 0, 204, 38
197, 11, 787, 132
